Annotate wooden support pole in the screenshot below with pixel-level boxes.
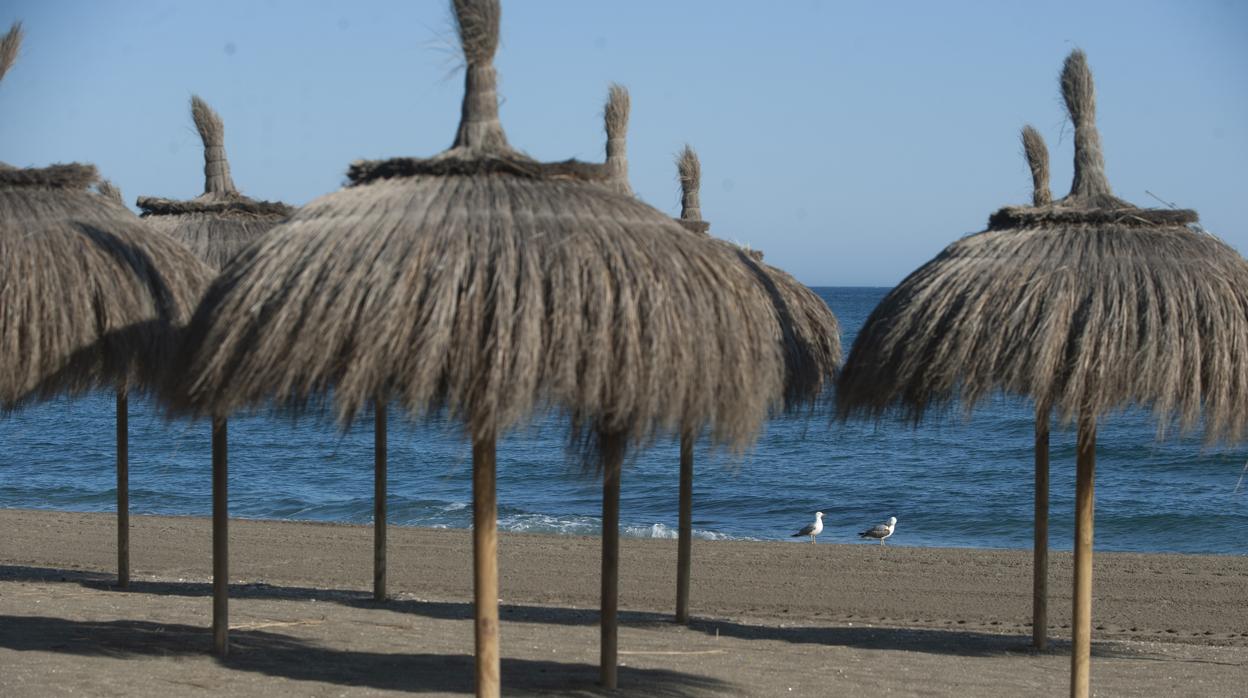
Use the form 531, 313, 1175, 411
675, 433, 693, 624
1033, 407, 1049, 650
600, 432, 624, 689
1070, 414, 1096, 698
473, 433, 500, 698
374, 402, 387, 602
212, 416, 229, 658
116, 390, 129, 589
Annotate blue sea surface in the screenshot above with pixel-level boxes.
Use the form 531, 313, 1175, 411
1, 287, 1245, 555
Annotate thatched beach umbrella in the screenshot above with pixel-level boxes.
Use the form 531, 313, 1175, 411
0, 22, 213, 588
659, 144, 841, 622
138, 97, 296, 638
836, 50, 1248, 698
138, 96, 293, 269
170, 0, 791, 692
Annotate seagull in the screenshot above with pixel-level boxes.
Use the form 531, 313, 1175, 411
791, 512, 824, 543
859, 516, 897, 545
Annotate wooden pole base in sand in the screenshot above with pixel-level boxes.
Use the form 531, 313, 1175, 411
212, 416, 229, 658
600, 433, 624, 689
374, 402, 387, 602
473, 433, 500, 698
1070, 415, 1096, 698
1033, 407, 1049, 650
116, 390, 129, 589
675, 433, 693, 624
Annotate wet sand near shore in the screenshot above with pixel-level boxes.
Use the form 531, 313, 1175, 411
1, 508, 1245, 696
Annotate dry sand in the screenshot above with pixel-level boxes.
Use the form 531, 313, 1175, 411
1, 508, 1245, 696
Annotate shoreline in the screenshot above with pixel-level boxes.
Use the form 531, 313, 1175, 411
3, 507, 1247, 696
7, 504, 1247, 557
3, 507, 1246, 644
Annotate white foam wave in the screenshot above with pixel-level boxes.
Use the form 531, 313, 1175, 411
496, 514, 744, 541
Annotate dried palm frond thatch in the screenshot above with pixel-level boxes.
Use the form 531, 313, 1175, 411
1, 164, 212, 408
170, 0, 788, 691
836, 50, 1248, 697
138, 96, 293, 270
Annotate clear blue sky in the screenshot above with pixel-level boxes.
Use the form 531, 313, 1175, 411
2, 1, 1245, 286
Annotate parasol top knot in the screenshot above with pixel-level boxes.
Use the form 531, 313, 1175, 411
604, 84, 631, 195
1060, 50, 1113, 202
449, 0, 509, 152
1021, 125, 1052, 207
191, 95, 237, 196
453, 0, 500, 67
677, 145, 705, 230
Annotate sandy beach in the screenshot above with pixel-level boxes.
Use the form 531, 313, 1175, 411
1, 508, 1245, 696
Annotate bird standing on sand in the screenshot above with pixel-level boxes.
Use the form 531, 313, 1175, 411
859, 516, 897, 545
791, 512, 824, 543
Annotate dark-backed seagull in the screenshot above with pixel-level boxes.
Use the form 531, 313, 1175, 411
859, 516, 897, 545
791, 512, 824, 543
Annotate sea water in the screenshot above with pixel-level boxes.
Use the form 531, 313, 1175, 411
1, 288, 1245, 555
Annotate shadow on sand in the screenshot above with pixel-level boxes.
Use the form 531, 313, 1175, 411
2, 563, 1147, 664
0, 612, 730, 697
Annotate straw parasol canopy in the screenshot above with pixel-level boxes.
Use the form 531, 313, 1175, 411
661, 143, 840, 623
138, 96, 293, 271
837, 54, 1248, 438
836, 50, 1248, 697
1, 25, 211, 410
1, 161, 211, 407
171, 0, 789, 692
1, 20, 213, 590
673, 145, 840, 407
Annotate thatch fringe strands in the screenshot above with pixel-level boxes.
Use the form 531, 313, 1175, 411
603, 84, 631, 195
1021, 125, 1051, 207
0, 22, 20, 82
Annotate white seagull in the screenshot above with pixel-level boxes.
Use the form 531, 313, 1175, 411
791, 512, 824, 543
859, 516, 897, 545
